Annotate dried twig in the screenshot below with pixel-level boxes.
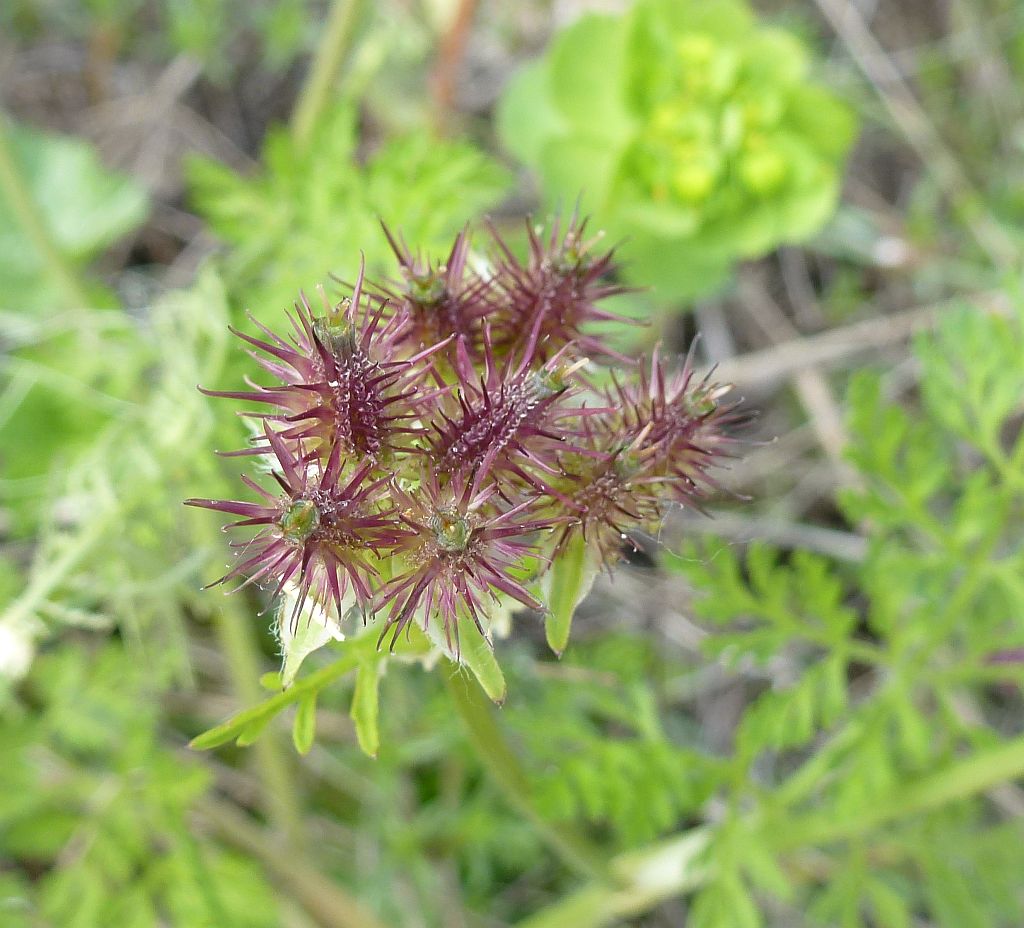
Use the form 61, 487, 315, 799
431, 0, 480, 129
707, 290, 1007, 389
737, 268, 851, 471
813, 0, 1017, 270
675, 510, 868, 563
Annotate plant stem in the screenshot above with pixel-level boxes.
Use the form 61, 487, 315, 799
431, 0, 478, 130
0, 112, 92, 309
212, 596, 304, 849
291, 0, 365, 150
442, 660, 611, 882
198, 796, 388, 928
192, 644, 366, 749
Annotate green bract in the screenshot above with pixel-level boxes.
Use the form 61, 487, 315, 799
497, 0, 857, 301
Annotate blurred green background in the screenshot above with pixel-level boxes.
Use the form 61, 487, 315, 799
4, 1, 1024, 926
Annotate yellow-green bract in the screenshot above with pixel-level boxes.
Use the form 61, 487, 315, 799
498, 0, 857, 301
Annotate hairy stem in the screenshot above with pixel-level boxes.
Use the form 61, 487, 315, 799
0, 112, 92, 309
443, 660, 611, 882
291, 0, 365, 150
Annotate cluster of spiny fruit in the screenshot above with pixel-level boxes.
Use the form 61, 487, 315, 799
187, 216, 740, 654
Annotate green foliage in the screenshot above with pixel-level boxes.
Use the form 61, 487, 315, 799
504, 637, 723, 849
0, 119, 147, 310
189, 104, 510, 316
0, 642, 279, 927
0, 122, 149, 534
8, 8, 1024, 926
664, 298, 1024, 927
190, 639, 368, 750
497, 0, 856, 301
0, 262, 290, 926
192, 602, 511, 760
3, 269, 236, 675
1, 309, 141, 534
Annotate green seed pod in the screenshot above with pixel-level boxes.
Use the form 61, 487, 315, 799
280, 498, 320, 543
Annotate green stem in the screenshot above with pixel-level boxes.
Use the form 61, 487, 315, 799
291, 0, 365, 150
191, 645, 367, 749
212, 595, 304, 850
443, 660, 611, 882
0, 112, 92, 309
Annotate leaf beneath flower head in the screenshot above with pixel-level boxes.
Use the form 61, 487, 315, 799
543, 533, 600, 657
350, 658, 382, 757
291, 692, 317, 755
277, 590, 348, 689
421, 614, 507, 704
458, 621, 507, 704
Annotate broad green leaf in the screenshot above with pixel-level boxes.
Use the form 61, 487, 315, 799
537, 137, 624, 217
785, 85, 859, 159
646, 0, 752, 39
0, 119, 147, 310
548, 14, 633, 134
494, 0, 856, 305
619, 231, 732, 301
496, 60, 564, 167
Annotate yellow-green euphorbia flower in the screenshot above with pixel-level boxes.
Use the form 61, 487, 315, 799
498, 0, 857, 301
